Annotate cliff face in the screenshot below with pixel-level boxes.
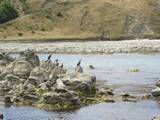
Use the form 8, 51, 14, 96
0, 0, 160, 41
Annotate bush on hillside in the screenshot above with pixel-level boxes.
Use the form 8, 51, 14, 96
0, 0, 19, 24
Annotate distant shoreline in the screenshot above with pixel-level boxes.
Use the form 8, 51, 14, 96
0, 39, 160, 54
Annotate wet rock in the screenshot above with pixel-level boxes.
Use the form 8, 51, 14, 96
0, 114, 3, 119
89, 65, 95, 69
42, 91, 79, 106
104, 98, 115, 103
152, 87, 160, 97
4, 95, 12, 104
23, 94, 39, 101
97, 88, 114, 96
121, 93, 130, 97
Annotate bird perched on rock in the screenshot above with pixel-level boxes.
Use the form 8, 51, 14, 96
54, 59, 59, 66
60, 63, 64, 68
46, 54, 52, 62
75, 59, 83, 73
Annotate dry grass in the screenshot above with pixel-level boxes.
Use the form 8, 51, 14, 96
0, 0, 159, 41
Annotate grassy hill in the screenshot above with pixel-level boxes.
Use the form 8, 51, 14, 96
0, 0, 160, 41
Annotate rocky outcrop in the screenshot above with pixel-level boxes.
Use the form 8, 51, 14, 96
0, 50, 98, 111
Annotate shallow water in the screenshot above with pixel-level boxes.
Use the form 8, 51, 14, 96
7, 53, 160, 120
0, 101, 160, 120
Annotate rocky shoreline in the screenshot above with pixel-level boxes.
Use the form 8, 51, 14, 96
0, 50, 154, 111
0, 40, 160, 54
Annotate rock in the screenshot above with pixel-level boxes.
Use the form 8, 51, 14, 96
4, 95, 12, 104
104, 98, 115, 103
59, 73, 96, 93
30, 67, 48, 83
12, 60, 33, 78
121, 93, 130, 97
0, 114, 3, 119
23, 49, 40, 67
39, 83, 50, 91
42, 91, 77, 106
98, 88, 114, 96
42, 92, 63, 104
23, 94, 39, 101
5, 74, 22, 85
0, 50, 99, 111
25, 76, 39, 86
153, 116, 160, 120
52, 66, 66, 75
152, 87, 160, 97
156, 81, 160, 87
89, 65, 95, 69
0, 52, 14, 66
40, 61, 55, 71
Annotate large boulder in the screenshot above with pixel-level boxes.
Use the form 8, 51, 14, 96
58, 73, 96, 93
12, 60, 33, 78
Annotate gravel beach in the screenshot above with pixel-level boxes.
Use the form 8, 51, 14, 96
0, 39, 160, 54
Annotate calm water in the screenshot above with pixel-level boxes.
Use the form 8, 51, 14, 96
0, 101, 160, 120
6, 53, 160, 120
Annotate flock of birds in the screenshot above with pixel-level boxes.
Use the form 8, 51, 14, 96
46, 54, 83, 73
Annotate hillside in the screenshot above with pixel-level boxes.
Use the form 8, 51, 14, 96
0, 0, 160, 41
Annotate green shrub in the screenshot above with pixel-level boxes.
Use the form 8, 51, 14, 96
18, 33, 23, 36
0, 0, 19, 24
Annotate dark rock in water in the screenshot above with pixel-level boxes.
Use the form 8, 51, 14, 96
0, 114, 3, 119
121, 93, 130, 97
4, 95, 12, 104
152, 88, 160, 97
89, 65, 95, 69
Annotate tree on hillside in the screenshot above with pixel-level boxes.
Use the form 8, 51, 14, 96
0, 0, 19, 24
